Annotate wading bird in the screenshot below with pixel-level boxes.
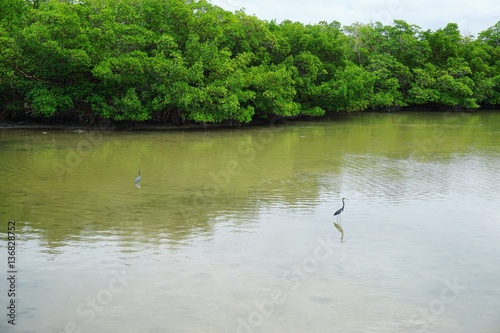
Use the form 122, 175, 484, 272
135, 170, 141, 183
334, 198, 347, 222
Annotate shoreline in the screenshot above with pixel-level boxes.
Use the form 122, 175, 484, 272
0, 108, 496, 131
0, 112, 344, 131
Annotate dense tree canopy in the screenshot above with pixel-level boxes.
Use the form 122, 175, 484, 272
0, 0, 499, 124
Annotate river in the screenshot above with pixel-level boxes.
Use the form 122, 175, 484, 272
0, 111, 499, 333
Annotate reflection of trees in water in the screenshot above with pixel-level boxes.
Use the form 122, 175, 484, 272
13, 173, 323, 251
4, 112, 498, 251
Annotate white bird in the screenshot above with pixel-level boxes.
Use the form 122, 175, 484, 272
134, 170, 141, 183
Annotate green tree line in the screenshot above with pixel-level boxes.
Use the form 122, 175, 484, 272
0, 0, 499, 124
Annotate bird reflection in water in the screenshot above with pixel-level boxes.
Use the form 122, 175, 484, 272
134, 170, 141, 189
333, 221, 344, 243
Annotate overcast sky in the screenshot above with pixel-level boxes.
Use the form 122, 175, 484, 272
209, 0, 499, 36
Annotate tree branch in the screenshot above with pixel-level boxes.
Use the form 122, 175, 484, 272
15, 66, 42, 81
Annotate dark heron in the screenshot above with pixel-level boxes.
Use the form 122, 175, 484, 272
135, 170, 141, 183
334, 198, 347, 222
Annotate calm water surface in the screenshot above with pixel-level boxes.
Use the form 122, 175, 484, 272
1, 111, 500, 333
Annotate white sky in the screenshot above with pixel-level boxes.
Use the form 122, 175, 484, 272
208, 0, 500, 36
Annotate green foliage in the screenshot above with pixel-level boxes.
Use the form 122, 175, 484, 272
112, 88, 149, 121
318, 63, 375, 112
0, 0, 498, 123
27, 86, 73, 117
249, 63, 300, 117
0, 0, 26, 27
0, 28, 15, 86
366, 54, 409, 108
408, 59, 479, 108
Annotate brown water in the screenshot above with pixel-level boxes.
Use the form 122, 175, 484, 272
1, 111, 500, 333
